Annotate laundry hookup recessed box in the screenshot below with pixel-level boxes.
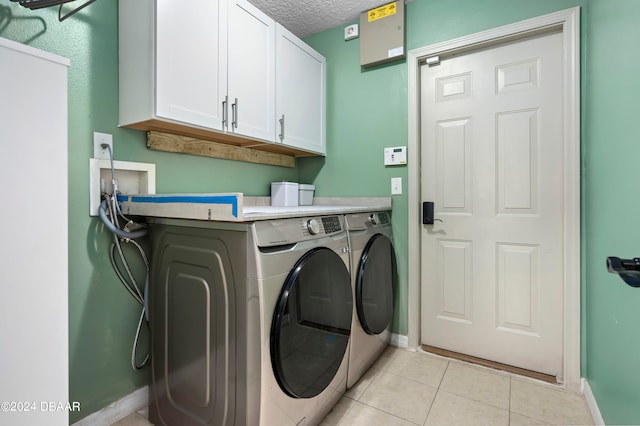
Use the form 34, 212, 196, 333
89, 159, 156, 216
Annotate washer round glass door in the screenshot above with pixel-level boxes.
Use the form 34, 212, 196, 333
356, 234, 397, 335
270, 247, 352, 398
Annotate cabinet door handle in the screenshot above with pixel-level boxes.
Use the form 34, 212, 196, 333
222, 95, 228, 129
231, 98, 238, 129
279, 114, 285, 142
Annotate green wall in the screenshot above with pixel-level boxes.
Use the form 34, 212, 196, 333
3, 0, 640, 424
584, 0, 640, 423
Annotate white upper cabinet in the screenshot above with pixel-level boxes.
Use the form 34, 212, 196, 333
119, 0, 326, 157
227, 0, 276, 141
155, 0, 226, 130
119, 0, 225, 131
276, 24, 326, 155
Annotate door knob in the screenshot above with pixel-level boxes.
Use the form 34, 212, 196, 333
422, 201, 443, 225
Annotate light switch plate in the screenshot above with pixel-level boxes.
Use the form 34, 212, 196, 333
391, 177, 402, 195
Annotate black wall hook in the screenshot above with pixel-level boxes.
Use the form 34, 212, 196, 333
606, 256, 640, 288
10, 0, 98, 22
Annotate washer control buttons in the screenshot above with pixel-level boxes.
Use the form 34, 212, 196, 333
321, 216, 342, 233
378, 211, 390, 225
306, 218, 321, 235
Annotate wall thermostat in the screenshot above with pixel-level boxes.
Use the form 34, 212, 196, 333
384, 146, 407, 166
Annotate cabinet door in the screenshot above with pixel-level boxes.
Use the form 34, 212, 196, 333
156, 0, 226, 130
276, 24, 326, 155
227, 0, 276, 141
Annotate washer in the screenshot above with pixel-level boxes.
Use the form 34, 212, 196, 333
345, 211, 397, 388
147, 215, 352, 426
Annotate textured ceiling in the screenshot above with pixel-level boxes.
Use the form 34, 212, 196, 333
247, 0, 403, 38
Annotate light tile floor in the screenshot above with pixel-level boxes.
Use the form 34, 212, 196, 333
111, 347, 595, 426
322, 347, 594, 426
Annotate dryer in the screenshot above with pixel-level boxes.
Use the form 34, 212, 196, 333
344, 211, 397, 388
249, 215, 352, 425
147, 215, 352, 426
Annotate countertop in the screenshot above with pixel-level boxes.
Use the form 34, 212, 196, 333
117, 193, 391, 222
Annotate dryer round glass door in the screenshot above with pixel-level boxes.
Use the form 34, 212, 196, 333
270, 247, 352, 398
356, 234, 397, 335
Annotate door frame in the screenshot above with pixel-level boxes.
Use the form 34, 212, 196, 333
406, 7, 581, 391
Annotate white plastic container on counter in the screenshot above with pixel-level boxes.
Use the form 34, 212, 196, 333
271, 182, 298, 206
298, 184, 315, 206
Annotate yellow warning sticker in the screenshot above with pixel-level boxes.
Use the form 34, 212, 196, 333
367, 1, 398, 22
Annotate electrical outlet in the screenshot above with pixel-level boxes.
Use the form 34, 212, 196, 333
344, 24, 359, 41
93, 132, 113, 160
391, 177, 402, 195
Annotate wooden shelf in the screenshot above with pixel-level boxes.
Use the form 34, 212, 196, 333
126, 119, 322, 168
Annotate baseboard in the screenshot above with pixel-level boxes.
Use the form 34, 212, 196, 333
582, 378, 605, 425
391, 333, 408, 348
72, 386, 149, 426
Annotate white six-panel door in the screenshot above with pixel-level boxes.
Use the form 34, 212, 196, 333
420, 30, 564, 376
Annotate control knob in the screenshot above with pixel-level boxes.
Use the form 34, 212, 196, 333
306, 218, 321, 235
368, 213, 379, 225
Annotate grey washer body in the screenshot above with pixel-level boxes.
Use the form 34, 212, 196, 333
147, 215, 351, 426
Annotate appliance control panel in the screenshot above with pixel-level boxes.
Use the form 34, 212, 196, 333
321, 216, 343, 233
255, 215, 345, 247
371, 211, 390, 226
300, 215, 343, 237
